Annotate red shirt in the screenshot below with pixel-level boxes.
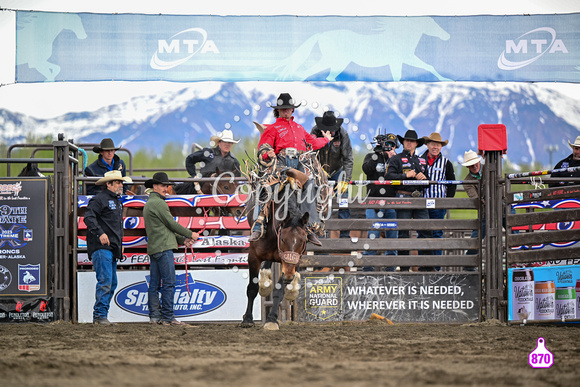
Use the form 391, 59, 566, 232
258, 117, 329, 160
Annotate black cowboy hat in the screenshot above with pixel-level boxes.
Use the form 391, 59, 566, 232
92, 138, 120, 153
315, 111, 344, 132
397, 130, 425, 147
271, 93, 301, 109
144, 172, 175, 188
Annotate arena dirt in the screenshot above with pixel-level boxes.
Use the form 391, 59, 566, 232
1, 319, 578, 387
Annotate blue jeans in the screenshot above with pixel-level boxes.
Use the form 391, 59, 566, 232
395, 193, 432, 271
92, 249, 118, 320
417, 208, 446, 271
363, 208, 397, 272
329, 170, 351, 238
148, 250, 177, 322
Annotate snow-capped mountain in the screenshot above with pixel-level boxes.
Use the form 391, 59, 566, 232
1, 82, 579, 168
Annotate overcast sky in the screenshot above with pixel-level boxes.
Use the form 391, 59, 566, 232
0, 0, 579, 118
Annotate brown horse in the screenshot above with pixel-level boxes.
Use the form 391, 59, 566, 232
240, 186, 309, 330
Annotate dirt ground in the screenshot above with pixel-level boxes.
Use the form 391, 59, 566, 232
1, 319, 579, 387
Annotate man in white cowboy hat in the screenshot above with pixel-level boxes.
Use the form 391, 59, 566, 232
143, 172, 199, 326
184, 129, 241, 182
461, 149, 483, 201
418, 132, 457, 269
83, 170, 132, 325
550, 135, 580, 186
311, 110, 353, 239
249, 92, 334, 245
84, 138, 129, 195
386, 129, 432, 271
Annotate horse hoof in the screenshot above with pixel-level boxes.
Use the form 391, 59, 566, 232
263, 322, 279, 331
239, 321, 255, 328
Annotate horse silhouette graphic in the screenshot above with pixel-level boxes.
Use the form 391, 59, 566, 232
276, 17, 450, 81
23, 271, 36, 284
17, 13, 87, 81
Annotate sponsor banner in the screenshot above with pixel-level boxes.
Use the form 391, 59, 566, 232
78, 216, 249, 230
77, 251, 248, 266
0, 179, 48, 296
77, 235, 249, 250
296, 273, 479, 323
77, 269, 259, 322
511, 198, 579, 254
0, 297, 55, 323
78, 194, 249, 208
508, 264, 580, 321
15, 11, 580, 83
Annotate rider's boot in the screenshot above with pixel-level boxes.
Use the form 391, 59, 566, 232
306, 232, 322, 246
248, 215, 265, 242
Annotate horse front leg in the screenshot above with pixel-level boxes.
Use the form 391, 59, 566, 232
240, 255, 260, 328
263, 275, 286, 331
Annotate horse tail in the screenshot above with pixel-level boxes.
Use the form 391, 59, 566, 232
274, 33, 321, 80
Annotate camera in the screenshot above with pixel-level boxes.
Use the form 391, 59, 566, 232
372, 134, 398, 153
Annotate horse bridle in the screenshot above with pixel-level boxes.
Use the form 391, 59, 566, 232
276, 225, 307, 265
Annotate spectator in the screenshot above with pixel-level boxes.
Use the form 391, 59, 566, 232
84, 138, 129, 195
386, 129, 432, 271
550, 136, 580, 186
362, 132, 400, 271
143, 172, 198, 326
418, 132, 457, 270
175, 130, 241, 195
311, 111, 353, 239
249, 92, 332, 245
83, 170, 132, 325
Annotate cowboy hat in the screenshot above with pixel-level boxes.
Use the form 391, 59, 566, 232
315, 111, 344, 132
144, 172, 175, 188
461, 150, 483, 167
95, 170, 133, 185
93, 138, 120, 153
423, 132, 449, 146
271, 93, 301, 109
569, 135, 580, 149
397, 130, 425, 147
210, 129, 240, 145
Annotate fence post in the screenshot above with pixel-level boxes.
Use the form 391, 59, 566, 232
52, 135, 79, 321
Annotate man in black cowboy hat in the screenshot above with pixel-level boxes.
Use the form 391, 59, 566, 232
386, 129, 432, 271
311, 111, 353, 239
84, 138, 129, 195
249, 93, 333, 245
143, 172, 199, 326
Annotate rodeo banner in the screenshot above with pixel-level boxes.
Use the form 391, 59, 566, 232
296, 273, 480, 323
0, 178, 53, 323
14, 11, 580, 83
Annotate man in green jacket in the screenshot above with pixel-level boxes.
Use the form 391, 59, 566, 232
143, 172, 199, 326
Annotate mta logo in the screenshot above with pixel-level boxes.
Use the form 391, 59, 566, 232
150, 28, 219, 70
498, 27, 568, 70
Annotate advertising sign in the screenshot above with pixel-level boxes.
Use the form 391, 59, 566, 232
15, 11, 580, 83
296, 273, 480, 323
508, 264, 580, 321
0, 179, 48, 296
77, 269, 259, 323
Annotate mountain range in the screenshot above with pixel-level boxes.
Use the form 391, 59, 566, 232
1, 82, 580, 170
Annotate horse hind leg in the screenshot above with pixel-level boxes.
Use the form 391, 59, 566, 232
240, 254, 261, 328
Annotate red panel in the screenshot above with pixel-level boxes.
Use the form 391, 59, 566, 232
478, 124, 507, 152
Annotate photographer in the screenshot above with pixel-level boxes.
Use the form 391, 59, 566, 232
361, 132, 399, 271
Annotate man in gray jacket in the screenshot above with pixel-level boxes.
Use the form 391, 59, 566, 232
143, 172, 198, 326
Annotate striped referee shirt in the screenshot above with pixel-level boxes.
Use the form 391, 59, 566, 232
420, 151, 457, 198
